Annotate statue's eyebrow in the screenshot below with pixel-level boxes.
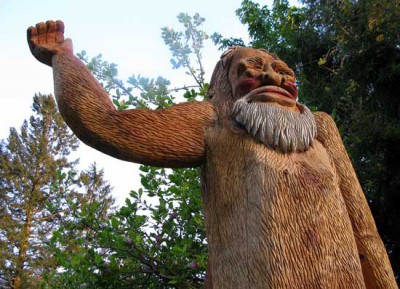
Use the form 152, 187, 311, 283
244, 56, 264, 67
272, 60, 296, 77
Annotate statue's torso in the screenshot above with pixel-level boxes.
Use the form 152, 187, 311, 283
202, 126, 365, 289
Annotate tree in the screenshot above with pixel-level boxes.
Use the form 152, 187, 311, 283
228, 0, 400, 280
161, 12, 209, 91
0, 94, 79, 289
42, 164, 115, 288
0, 95, 115, 289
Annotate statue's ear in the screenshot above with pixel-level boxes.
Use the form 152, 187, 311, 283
220, 46, 238, 69
207, 46, 238, 100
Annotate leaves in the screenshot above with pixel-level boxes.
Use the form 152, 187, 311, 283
43, 165, 115, 288
161, 13, 209, 91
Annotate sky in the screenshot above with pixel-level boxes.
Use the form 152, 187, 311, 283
0, 0, 267, 205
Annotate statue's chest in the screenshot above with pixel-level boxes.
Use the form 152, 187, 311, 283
202, 127, 361, 289
203, 126, 337, 203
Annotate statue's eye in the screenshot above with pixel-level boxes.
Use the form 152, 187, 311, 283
254, 64, 264, 71
237, 63, 247, 76
246, 57, 264, 71
272, 60, 296, 78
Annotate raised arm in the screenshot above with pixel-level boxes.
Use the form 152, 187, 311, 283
27, 21, 217, 168
314, 112, 397, 289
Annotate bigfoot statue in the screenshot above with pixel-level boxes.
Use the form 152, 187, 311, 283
27, 21, 397, 289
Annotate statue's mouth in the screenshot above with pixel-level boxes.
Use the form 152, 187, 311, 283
246, 85, 296, 103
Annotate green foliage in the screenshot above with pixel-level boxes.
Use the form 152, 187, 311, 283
126, 75, 174, 109
76, 13, 211, 113
42, 165, 115, 289
211, 32, 245, 51
161, 13, 209, 90
44, 167, 205, 288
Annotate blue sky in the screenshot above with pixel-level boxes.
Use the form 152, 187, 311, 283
0, 0, 266, 204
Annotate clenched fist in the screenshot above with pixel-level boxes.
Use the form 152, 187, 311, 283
27, 20, 73, 66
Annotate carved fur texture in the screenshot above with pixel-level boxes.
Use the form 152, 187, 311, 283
202, 112, 396, 288
52, 54, 217, 168
203, 123, 363, 288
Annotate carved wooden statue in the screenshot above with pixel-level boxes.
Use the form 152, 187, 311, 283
27, 21, 397, 289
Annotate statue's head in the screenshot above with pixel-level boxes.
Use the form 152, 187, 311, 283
208, 46, 316, 153
208, 46, 298, 112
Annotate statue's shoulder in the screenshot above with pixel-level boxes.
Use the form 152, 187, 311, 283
312, 111, 341, 146
313, 111, 337, 130
313, 111, 334, 125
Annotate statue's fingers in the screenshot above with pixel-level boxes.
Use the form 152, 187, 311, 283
36, 22, 46, 45
46, 20, 57, 42
55, 20, 65, 42
27, 26, 38, 50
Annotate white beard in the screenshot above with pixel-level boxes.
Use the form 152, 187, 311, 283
231, 100, 317, 153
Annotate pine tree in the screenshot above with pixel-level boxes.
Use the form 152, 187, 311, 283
0, 94, 79, 289
0, 95, 116, 289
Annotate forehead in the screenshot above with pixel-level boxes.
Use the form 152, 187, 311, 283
230, 48, 278, 67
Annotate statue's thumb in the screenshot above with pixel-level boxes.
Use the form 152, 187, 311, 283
62, 38, 74, 54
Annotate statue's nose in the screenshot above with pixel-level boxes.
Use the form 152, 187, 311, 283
259, 69, 284, 87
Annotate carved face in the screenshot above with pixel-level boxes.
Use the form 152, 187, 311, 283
228, 48, 300, 113
214, 47, 318, 152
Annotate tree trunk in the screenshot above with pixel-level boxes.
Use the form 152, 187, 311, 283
12, 209, 33, 289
